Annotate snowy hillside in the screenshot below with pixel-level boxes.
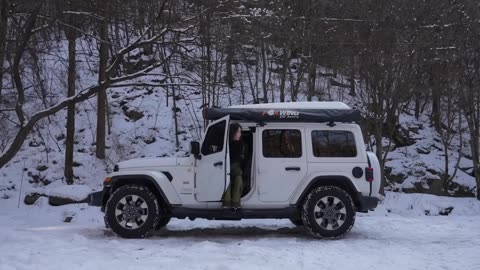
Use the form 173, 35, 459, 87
0, 47, 478, 201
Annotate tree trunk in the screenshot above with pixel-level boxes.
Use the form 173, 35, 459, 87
349, 54, 356, 96
279, 46, 288, 102
172, 85, 179, 148
414, 91, 420, 119
307, 59, 316, 101
96, 0, 108, 159
468, 127, 480, 200
64, 29, 76, 184
375, 129, 386, 196
261, 40, 268, 103
431, 87, 441, 133
225, 22, 234, 88
0, 0, 8, 102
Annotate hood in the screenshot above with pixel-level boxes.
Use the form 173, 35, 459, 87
117, 157, 193, 170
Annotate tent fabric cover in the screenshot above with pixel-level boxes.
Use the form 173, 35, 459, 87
204, 107, 361, 123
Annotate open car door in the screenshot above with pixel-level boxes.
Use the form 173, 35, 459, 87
195, 115, 230, 202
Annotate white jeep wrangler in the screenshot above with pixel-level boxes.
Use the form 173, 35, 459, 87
90, 102, 380, 239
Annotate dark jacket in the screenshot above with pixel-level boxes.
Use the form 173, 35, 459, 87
229, 140, 245, 164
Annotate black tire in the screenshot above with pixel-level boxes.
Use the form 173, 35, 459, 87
289, 217, 304, 227
155, 216, 171, 230
301, 186, 355, 239
105, 185, 160, 238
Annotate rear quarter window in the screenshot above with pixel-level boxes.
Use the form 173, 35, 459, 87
311, 130, 357, 157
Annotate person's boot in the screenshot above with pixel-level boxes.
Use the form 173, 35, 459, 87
232, 201, 241, 210
222, 201, 231, 208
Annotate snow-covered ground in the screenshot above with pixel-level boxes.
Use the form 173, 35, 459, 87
1, 192, 479, 270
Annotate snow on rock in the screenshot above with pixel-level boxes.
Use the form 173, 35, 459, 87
371, 192, 480, 216
46, 185, 93, 201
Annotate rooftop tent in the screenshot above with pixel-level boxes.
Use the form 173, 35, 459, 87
203, 102, 361, 123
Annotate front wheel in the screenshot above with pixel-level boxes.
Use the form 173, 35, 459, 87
105, 185, 160, 238
302, 186, 355, 239
289, 218, 304, 227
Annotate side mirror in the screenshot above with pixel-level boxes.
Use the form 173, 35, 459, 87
190, 141, 200, 158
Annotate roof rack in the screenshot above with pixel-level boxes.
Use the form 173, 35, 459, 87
204, 102, 361, 123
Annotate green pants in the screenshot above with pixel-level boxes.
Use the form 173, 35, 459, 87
223, 162, 243, 205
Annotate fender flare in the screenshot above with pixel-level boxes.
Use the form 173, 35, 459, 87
290, 175, 360, 207
107, 171, 182, 207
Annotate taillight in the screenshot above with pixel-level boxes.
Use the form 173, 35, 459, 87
365, 167, 374, 182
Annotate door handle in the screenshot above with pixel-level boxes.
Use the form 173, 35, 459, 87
285, 167, 301, 171
214, 161, 223, 167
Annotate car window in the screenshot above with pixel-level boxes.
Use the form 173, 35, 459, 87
201, 120, 226, 155
262, 129, 302, 158
311, 130, 357, 157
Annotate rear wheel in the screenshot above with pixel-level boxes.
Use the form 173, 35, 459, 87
105, 185, 160, 238
155, 216, 171, 230
302, 186, 355, 239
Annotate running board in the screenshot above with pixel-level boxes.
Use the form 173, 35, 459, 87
170, 207, 297, 220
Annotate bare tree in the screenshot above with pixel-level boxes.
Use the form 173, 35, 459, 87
63, 3, 81, 184
0, 0, 193, 169
95, 0, 108, 159
0, 0, 8, 102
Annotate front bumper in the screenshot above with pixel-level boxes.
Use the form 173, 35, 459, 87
357, 194, 379, 212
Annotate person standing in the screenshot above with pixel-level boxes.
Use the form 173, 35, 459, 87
223, 123, 245, 209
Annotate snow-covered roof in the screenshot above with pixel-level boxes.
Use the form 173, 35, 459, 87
228, 101, 351, 110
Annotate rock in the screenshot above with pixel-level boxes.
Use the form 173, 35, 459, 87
408, 126, 419, 134
24, 193, 44, 205
413, 168, 426, 178
439, 207, 454, 216
387, 173, 407, 184
28, 140, 42, 147
48, 196, 78, 206
416, 147, 431, 155
143, 137, 156, 144
445, 181, 476, 197
72, 162, 82, 167
391, 126, 416, 147
426, 168, 441, 175
64, 216, 73, 223
172, 107, 182, 113
122, 106, 144, 121
55, 134, 65, 141
385, 166, 407, 184
37, 165, 48, 172
402, 182, 428, 193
